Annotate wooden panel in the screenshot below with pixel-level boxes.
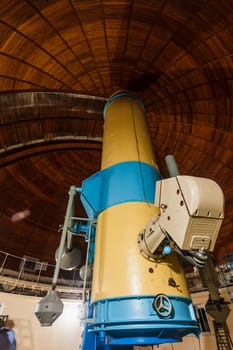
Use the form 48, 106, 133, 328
0, 0, 233, 270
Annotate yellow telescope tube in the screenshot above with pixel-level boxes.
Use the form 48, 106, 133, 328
81, 91, 199, 346
92, 92, 189, 301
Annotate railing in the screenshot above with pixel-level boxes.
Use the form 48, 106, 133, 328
185, 258, 233, 299
0, 250, 90, 299
1, 249, 233, 299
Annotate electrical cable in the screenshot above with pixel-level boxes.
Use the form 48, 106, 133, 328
130, 101, 150, 207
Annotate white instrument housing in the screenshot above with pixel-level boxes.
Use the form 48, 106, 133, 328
154, 175, 224, 251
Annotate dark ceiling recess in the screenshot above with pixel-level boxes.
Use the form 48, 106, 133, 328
128, 72, 161, 92
0, 0, 233, 278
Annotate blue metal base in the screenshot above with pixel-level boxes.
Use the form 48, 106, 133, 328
81, 301, 135, 350
88, 295, 200, 346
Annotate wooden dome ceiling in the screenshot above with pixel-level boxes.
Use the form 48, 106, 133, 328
0, 0, 233, 269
